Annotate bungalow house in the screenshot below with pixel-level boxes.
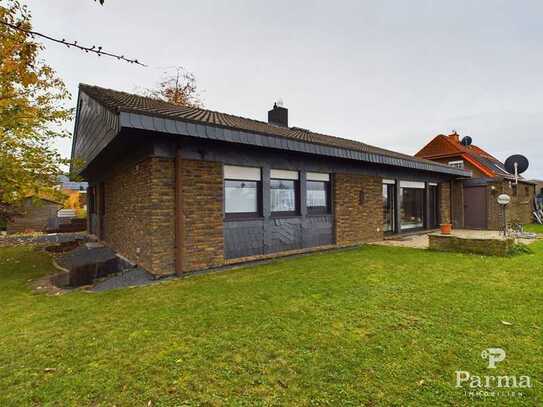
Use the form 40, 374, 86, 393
71, 84, 470, 276
416, 132, 536, 230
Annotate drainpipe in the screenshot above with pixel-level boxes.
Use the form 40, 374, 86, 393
175, 148, 184, 276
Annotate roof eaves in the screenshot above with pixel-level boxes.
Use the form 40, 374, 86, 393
118, 111, 471, 177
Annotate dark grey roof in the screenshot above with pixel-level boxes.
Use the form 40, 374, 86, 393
78, 84, 471, 177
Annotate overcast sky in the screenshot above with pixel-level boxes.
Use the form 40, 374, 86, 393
27, 0, 542, 179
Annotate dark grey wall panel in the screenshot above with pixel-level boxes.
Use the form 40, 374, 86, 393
270, 218, 303, 253
224, 221, 265, 259
303, 216, 334, 248
72, 92, 120, 172
224, 215, 334, 259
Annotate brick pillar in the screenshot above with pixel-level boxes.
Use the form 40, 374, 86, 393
334, 173, 384, 245
439, 181, 452, 225
179, 159, 225, 272
175, 150, 184, 275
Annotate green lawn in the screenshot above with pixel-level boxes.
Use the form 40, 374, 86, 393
1, 243, 542, 406
525, 223, 543, 234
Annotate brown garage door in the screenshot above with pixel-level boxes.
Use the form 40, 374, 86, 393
464, 186, 487, 229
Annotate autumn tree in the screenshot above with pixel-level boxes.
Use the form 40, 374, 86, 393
0, 1, 71, 221
144, 66, 203, 108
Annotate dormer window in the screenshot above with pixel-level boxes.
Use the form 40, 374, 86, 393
448, 160, 464, 169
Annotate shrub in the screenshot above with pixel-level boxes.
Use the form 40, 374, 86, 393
508, 243, 534, 256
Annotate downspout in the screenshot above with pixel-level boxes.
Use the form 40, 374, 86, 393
175, 148, 184, 276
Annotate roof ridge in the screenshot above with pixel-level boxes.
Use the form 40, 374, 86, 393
79, 83, 278, 128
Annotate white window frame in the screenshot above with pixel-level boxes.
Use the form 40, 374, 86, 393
270, 169, 299, 215
224, 165, 261, 218
306, 172, 331, 214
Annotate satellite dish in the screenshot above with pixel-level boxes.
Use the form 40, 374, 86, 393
505, 154, 529, 175
461, 136, 472, 146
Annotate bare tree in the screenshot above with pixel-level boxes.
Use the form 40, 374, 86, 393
144, 67, 203, 108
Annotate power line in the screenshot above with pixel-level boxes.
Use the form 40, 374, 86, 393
0, 20, 146, 67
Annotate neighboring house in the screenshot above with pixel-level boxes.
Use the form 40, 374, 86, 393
57, 174, 88, 210
416, 132, 536, 230
6, 197, 63, 234
71, 84, 470, 277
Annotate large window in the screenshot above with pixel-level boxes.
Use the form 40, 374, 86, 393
271, 169, 299, 215
383, 180, 396, 233
307, 172, 331, 214
224, 165, 261, 219
400, 181, 425, 231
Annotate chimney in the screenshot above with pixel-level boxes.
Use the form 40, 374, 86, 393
268, 103, 288, 127
448, 131, 460, 143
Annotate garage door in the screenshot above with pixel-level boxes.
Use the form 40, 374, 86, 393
464, 186, 487, 229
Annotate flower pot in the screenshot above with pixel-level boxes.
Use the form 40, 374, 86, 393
440, 223, 452, 235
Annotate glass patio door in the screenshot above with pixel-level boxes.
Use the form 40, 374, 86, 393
400, 181, 425, 231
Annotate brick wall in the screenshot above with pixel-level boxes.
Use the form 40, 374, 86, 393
439, 181, 452, 225
179, 159, 224, 272
334, 173, 384, 245
100, 156, 464, 274
510, 183, 536, 225
487, 181, 535, 229
102, 158, 176, 276
100, 157, 225, 275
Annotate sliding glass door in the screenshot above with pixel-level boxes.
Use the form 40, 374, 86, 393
400, 181, 425, 231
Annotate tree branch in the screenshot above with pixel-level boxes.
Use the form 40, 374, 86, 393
0, 20, 146, 67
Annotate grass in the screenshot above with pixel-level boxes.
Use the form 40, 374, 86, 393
1, 243, 542, 406
525, 223, 543, 234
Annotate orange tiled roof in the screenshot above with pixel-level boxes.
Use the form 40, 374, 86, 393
416, 133, 515, 179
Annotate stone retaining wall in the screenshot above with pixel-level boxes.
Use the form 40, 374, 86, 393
429, 233, 514, 256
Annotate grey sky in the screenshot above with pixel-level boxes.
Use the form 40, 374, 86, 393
27, 0, 542, 179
